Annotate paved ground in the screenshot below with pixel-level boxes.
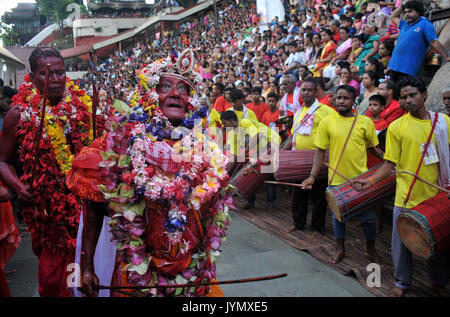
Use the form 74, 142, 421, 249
5, 211, 373, 297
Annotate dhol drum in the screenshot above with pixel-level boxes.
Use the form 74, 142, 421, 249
274, 150, 329, 182
325, 164, 396, 222
231, 159, 271, 201
397, 192, 450, 259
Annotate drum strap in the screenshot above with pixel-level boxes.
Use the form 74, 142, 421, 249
329, 115, 358, 186
403, 112, 439, 208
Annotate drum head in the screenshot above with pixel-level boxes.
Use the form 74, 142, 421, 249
397, 213, 433, 259
325, 190, 343, 222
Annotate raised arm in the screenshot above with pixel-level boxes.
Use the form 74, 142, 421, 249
390, 0, 405, 26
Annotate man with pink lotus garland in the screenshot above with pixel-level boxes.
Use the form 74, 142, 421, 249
67, 49, 233, 297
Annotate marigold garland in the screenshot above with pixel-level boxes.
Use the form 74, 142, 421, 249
13, 75, 94, 254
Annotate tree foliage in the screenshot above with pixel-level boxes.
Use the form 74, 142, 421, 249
0, 21, 19, 46
36, 0, 77, 24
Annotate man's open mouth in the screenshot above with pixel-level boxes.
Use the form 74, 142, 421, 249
167, 103, 183, 109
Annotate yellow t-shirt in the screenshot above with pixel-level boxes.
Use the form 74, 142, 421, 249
291, 103, 336, 150
232, 107, 259, 123
384, 113, 450, 209
208, 108, 222, 128
315, 113, 379, 186
225, 118, 281, 156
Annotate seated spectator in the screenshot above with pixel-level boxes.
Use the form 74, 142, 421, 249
338, 64, 361, 97
365, 56, 385, 80
314, 29, 337, 77
379, 39, 395, 69
354, 24, 380, 78
374, 80, 406, 124
347, 35, 364, 65
331, 27, 353, 64
357, 71, 380, 115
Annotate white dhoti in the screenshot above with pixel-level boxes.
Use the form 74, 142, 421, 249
73, 213, 117, 297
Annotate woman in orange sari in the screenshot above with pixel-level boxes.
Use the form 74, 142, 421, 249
314, 29, 337, 77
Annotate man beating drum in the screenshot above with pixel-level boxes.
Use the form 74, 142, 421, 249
352, 76, 450, 297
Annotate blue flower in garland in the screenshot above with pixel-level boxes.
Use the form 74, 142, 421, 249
164, 214, 187, 233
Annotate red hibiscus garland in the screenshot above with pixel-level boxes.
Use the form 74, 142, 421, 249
13, 75, 94, 256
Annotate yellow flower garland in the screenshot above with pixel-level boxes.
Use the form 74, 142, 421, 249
39, 81, 93, 176
44, 114, 75, 175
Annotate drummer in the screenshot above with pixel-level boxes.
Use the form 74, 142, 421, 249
228, 88, 259, 123
281, 78, 335, 238
221, 110, 281, 210
300, 85, 383, 264
352, 76, 450, 297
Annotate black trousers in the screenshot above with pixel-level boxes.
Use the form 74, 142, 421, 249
389, 70, 410, 83
291, 178, 328, 232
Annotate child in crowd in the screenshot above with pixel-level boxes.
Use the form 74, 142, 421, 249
368, 94, 389, 135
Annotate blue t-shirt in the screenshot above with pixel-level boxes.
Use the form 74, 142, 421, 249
388, 17, 438, 76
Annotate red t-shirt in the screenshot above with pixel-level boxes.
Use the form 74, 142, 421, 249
373, 118, 389, 132
261, 109, 294, 130
246, 102, 270, 122
333, 32, 341, 44
382, 100, 406, 124
213, 96, 232, 113
366, 100, 406, 124
318, 94, 333, 109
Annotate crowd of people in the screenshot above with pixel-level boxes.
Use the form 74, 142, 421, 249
0, 0, 449, 298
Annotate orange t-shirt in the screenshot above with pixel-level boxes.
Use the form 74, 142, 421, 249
246, 102, 269, 122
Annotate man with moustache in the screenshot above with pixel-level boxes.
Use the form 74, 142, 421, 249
282, 78, 335, 237
372, 80, 406, 124
388, 0, 449, 82
353, 76, 450, 297
0, 47, 95, 297
301, 85, 383, 264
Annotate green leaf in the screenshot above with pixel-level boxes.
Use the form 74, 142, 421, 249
112, 99, 131, 114
118, 154, 131, 167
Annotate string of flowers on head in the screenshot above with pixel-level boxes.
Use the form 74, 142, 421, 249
127, 49, 209, 140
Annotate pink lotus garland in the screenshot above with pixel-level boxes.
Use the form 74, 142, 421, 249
99, 100, 232, 297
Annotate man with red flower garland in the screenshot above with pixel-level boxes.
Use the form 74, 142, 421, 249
67, 49, 232, 297
0, 47, 98, 297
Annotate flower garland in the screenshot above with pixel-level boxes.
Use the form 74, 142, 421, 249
14, 75, 93, 254
96, 55, 233, 296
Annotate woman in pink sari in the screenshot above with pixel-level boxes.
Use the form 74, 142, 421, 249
331, 27, 353, 64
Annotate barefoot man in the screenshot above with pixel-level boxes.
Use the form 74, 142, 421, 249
301, 85, 383, 264
352, 76, 450, 297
